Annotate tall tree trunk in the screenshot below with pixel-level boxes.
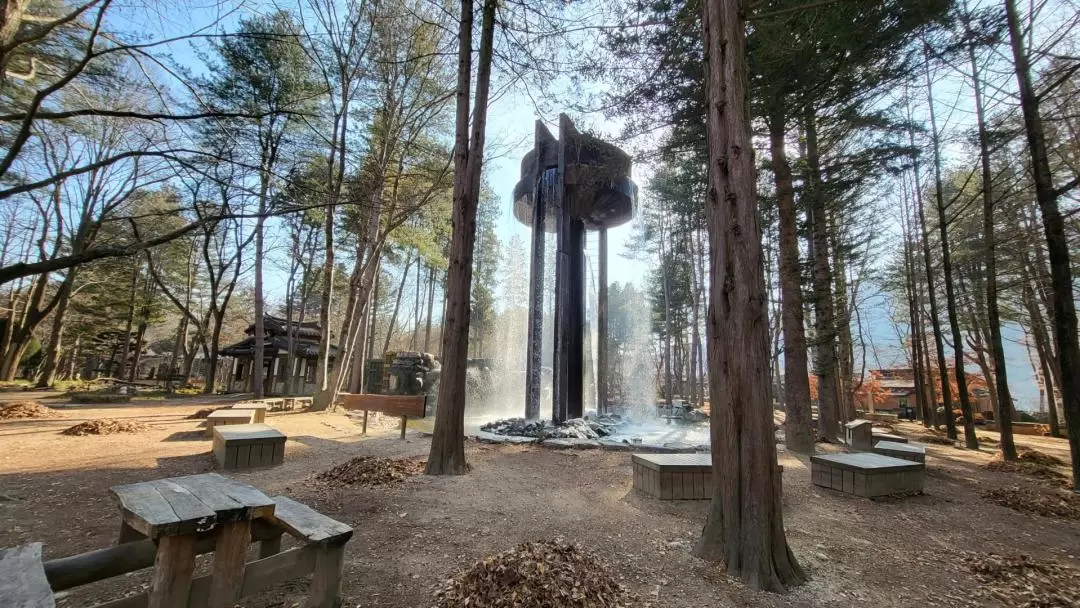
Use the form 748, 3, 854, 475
166, 317, 187, 391
424, 265, 436, 353
696, 0, 805, 590
426, 0, 497, 475
804, 111, 839, 442
116, 262, 141, 381
253, 215, 266, 398
967, 17, 1016, 455
925, 50, 978, 449
36, 271, 76, 388
383, 254, 415, 354
659, 214, 674, 406
367, 265, 381, 360
909, 125, 956, 439
411, 261, 423, 350
768, 109, 812, 453
1004, 0, 1080, 487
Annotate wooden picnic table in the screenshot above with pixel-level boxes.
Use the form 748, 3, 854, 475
109, 473, 350, 608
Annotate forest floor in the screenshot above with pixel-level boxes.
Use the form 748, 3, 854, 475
1, 395, 1077, 608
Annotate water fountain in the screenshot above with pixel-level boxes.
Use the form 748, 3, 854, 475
513, 114, 638, 424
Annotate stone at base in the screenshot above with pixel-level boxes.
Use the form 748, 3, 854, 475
810, 452, 924, 498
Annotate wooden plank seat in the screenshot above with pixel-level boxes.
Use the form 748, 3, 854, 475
873, 440, 926, 463
42, 477, 353, 608
204, 409, 257, 437
213, 424, 286, 470
228, 403, 267, 423
632, 453, 712, 500
811, 452, 924, 498
0, 543, 55, 608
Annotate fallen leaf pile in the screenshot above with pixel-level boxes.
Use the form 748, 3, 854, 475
0, 401, 61, 420
61, 419, 149, 436
315, 456, 425, 486
983, 460, 1070, 488
981, 486, 1080, 520
1018, 449, 1066, 467
964, 552, 1080, 607
434, 540, 635, 608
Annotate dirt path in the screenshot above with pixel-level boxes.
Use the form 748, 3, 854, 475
1, 406, 1077, 607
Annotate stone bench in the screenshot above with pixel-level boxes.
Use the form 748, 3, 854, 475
205, 408, 257, 437
873, 440, 926, 464
213, 424, 286, 470
632, 453, 711, 500
811, 452, 924, 498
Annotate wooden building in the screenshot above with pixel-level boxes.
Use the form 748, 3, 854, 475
219, 315, 336, 395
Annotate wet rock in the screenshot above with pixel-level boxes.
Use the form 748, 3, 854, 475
480, 415, 627, 440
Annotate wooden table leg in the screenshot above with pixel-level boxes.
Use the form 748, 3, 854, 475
307, 543, 346, 608
208, 520, 251, 608
148, 534, 197, 608
362, 410, 368, 435
400, 415, 407, 439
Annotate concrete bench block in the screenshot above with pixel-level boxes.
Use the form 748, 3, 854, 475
811, 452, 924, 498
873, 440, 926, 463
213, 424, 286, 470
632, 453, 711, 500
205, 409, 258, 437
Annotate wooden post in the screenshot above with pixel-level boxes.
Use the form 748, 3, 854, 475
361, 410, 368, 435
147, 534, 197, 608
400, 415, 407, 439
208, 521, 250, 608
307, 544, 346, 608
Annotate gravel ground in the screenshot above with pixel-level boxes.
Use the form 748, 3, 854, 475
1, 402, 1077, 608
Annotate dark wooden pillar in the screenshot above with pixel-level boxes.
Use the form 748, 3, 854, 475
525, 122, 547, 421
567, 218, 585, 420
552, 116, 571, 424
597, 227, 608, 415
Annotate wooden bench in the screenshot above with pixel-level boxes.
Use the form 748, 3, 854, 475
811, 452, 924, 498
37, 474, 352, 608
873, 440, 926, 464
204, 409, 257, 437
632, 453, 712, 500
0, 543, 54, 608
340, 393, 426, 439
213, 424, 286, 470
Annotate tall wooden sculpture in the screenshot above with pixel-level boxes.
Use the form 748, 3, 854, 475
512, 115, 637, 424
